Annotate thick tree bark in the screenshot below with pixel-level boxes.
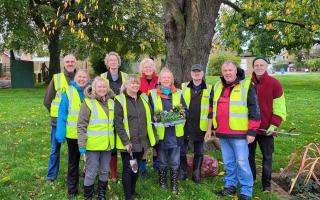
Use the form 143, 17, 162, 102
162, 0, 221, 85
47, 30, 61, 83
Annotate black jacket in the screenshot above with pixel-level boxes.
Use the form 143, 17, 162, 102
114, 92, 158, 152
184, 80, 214, 141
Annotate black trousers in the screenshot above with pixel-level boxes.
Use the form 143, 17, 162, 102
66, 138, 80, 195
248, 135, 274, 188
121, 151, 143, 200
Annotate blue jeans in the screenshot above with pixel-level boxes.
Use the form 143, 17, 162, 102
47, 126, 61, 180
157, 147, 180, 170
220, 138, 253, 197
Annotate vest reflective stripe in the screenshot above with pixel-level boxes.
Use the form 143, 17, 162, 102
100, 71, 128, 83
87, 130, 114, 135
65, 86, 81, 139
150, 89, 185, 140
212, 79, 250, 131
84, 98, 115, 151
50, 73, 68, 117
115, 93, 156, 150
181, 82, 212, 131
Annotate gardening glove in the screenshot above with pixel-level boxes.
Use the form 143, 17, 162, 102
266, 125, 277, 136
79, 147, 86, 156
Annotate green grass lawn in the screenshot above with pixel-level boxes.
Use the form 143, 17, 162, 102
0, 73, 319, 200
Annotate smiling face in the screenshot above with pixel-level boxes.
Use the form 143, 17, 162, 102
221, 63, 237, 83
141, 62, 155, 76
63, 55, 76, 72
74, 71, 89, 88
126, 79, 140, 95
191, 69, 204, 81
159, 71, 173, 88
107, 55, 119, 71
95, 80, 108, 97
253, 59, 268, 76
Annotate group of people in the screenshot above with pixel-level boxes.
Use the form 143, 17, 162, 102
43, 52, 286, 200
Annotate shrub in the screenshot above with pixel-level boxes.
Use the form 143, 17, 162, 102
272, 63, 288, 71
207, 51, 240, 76
306, 58, 320, 72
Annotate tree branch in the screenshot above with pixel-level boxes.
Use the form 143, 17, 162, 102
221, 0, 242, 12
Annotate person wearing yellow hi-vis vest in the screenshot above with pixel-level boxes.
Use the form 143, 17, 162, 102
43, 54, 77, 184
100, 51, 128, 182
114, 74, 158, 200
249, 57, 287, 193
179, 64, 214, 183
149, 68, 187, 195
214, 61, 261, 200
55, 69, 89, 199
77, 77, 116, 200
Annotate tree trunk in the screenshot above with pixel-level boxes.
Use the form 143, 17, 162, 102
47, 30, 61, 83
162, 0, 221, 85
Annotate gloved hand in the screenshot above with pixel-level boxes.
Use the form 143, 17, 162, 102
266, 125, 277, 136
79, 147, 86, 156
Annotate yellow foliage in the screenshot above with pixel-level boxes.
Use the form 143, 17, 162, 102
266, 23, 272, 30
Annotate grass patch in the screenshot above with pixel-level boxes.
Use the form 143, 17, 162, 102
0, 73, 319, 199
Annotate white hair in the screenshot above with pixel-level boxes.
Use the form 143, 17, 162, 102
104, 51, 121, 67
139, 58, 156, 73
120, 74, 140, 93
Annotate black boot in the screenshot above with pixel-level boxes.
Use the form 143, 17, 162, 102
192, 155, 203, 183
158, 168, 167, 189
97, 180, 107, 200
170, 169, 179, 194
179, 155, 187, 180
84, 184, 94, 200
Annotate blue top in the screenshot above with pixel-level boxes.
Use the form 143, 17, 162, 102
56, 81, 85, 142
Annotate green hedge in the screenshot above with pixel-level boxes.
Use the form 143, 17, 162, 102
207, 52, 240, 76
272, 63, 288, 71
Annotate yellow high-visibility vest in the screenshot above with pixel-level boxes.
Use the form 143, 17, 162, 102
114, 93, 156, 150
149, 89, 185, 140
84, 98, 115, 151
65, 86, 82, 139
50, 73, 68, 117
212, 79, 250, 130
181, 82, 212, 131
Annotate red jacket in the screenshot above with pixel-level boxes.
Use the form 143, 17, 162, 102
251, 72, 284, 134
139, 73, 158, 94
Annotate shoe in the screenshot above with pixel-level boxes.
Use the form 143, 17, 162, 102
132, 192, 141, 199
97, 180, 107, 200
263, 186, 271, 193
140, 170, 147, 178
178, 156, 187, 180
170, 169, 179, 194
47, 179, 54, 185
192, 155, 203, 183
158, 168, 167, 189
239, 194, 251, 200
215, 186, 237, 196
84, 184, 94, 200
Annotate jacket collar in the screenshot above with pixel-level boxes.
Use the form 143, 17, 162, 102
156, 84, 177, 99
252, 71, 268, 84
187, 79, 207, 89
